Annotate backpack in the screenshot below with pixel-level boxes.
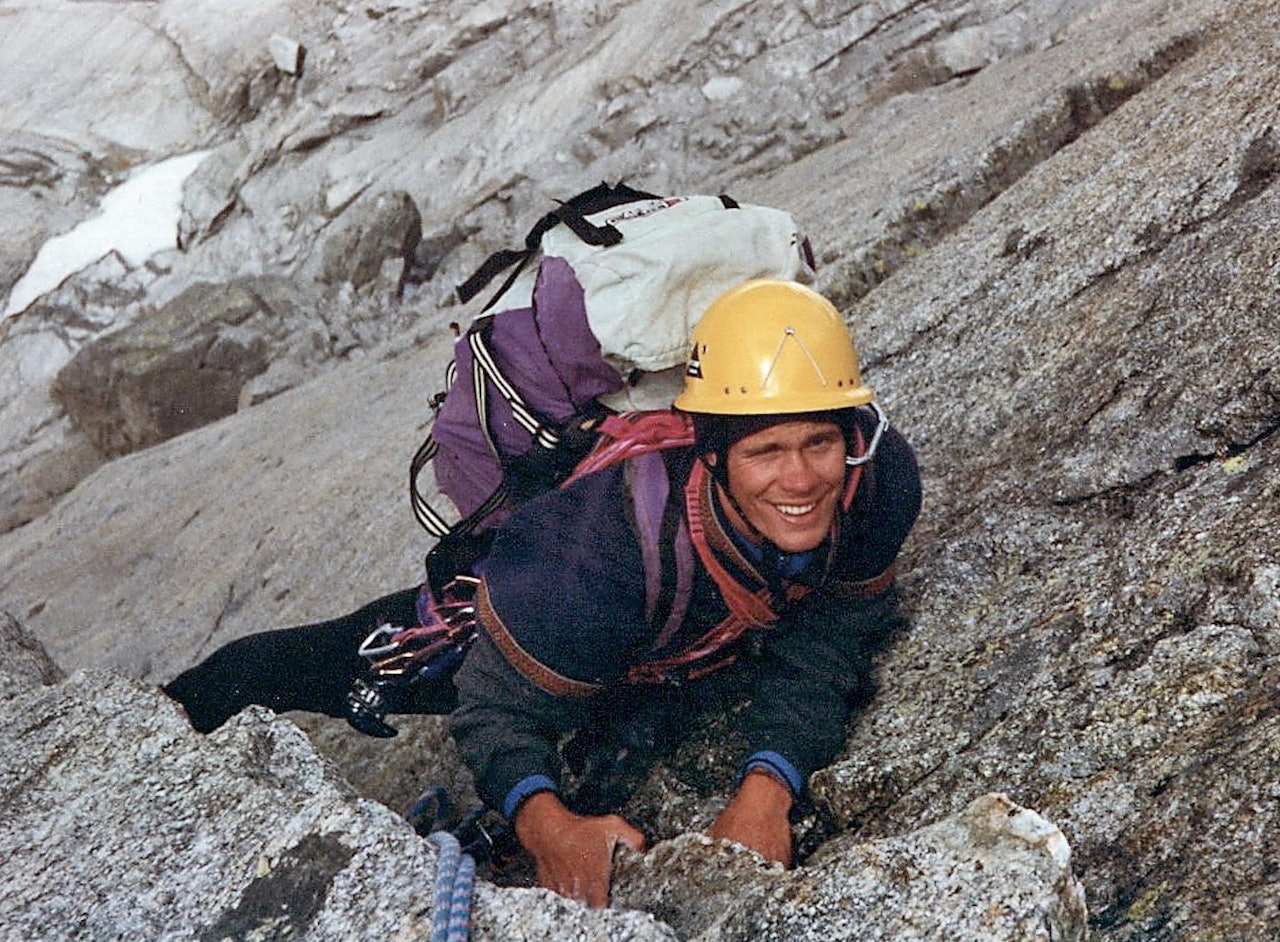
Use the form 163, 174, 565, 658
409, 182, 816, 556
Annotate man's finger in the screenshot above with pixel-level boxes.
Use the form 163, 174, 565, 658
608, 816, 647, 853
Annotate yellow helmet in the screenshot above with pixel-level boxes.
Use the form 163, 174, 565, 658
674, 279, 874, 415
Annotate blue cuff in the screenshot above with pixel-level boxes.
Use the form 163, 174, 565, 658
501, 774, 558, 820
741, 751, 804, 797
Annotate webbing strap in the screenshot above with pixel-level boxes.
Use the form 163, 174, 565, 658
410, 429, 512, 539
624, 418, 872, 685
455, 181, 661, 310
455, 248, 530, 309
410, 433, 450, 537
467, 321, 560, 449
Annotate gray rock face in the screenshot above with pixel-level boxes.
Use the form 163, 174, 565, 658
0, 611, 65, 696
318, 189, 422, 290
0, 0, 1121, 531
2, 0, 1278, 938
0, 623, 1079, 940
611, 794, 1086, 940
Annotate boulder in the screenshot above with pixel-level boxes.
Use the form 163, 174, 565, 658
318, 189, 423, 291
0, 646, 675, 940
48, 277, 330, 457
0, 622, 1081, 940
0, 253, 148, 531
0, 611, 65, 697
612, 795, 1086, 940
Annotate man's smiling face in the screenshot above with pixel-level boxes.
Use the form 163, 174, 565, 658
721, 419, 846, 553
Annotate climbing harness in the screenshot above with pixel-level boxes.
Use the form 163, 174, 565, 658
344, 575, 481, 737
623, 416, 870, 685
348, 405, 889, 732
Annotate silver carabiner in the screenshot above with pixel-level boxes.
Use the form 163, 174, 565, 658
846, 400, 889, 468
358, 624, 402, 659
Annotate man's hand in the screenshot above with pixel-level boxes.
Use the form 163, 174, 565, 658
707, 769, 794, 867
513, 791, 646, 907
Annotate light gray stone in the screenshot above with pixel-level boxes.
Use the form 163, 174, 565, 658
0, 0, 1140, 531
2, 0, 1278, 937
0, 664, 674, 941
269, 34, 305, 76
0, 612, 65, 698
611, 794, 1085, 940
318, 190, 422, 291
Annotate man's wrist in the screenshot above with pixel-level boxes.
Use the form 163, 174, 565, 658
512, 790, 577, 852
737, 767, 794, 813
740, 750, 804, 797
502, 773, 559, 820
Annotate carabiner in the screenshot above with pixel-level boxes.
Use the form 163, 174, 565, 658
358, 624, 402, 659
846, 400, 888, 467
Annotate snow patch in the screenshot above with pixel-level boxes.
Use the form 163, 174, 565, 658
4, 151, 211, 318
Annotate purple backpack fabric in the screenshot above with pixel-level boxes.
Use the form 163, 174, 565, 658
428, 257, 623, 531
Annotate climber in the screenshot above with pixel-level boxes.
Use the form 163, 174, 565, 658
164, 279, 922, 908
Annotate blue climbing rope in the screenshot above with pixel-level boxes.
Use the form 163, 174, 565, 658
429, 831, 476, 942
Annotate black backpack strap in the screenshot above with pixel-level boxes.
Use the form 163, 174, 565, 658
455, 182, 662, 309
455, 248, 531, 310
409, 429, 451, 538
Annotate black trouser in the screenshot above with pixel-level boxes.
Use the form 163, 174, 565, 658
163, 587, 458, 733
164, 586, 755, 814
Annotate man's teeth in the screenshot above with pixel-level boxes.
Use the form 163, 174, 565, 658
776, 502, 816, 517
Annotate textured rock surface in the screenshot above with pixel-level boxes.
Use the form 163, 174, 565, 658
50, 279, 307, 455
3, 0, 1279, 938
0, 622, 1078, 940
0, 653, 677, 940
793, 2, 1280, 936
611, 794, 1086, 940
1, 0, 1124, 530
0, 611, 65, 696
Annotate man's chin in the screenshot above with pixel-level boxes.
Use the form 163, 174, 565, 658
760, 521, 830, 554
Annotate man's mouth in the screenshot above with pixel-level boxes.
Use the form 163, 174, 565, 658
774, 502, 817, 517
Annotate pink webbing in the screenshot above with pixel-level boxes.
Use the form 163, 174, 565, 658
564, 411, 695, 484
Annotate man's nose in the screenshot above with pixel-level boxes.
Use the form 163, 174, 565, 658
778, 450, 821, 490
